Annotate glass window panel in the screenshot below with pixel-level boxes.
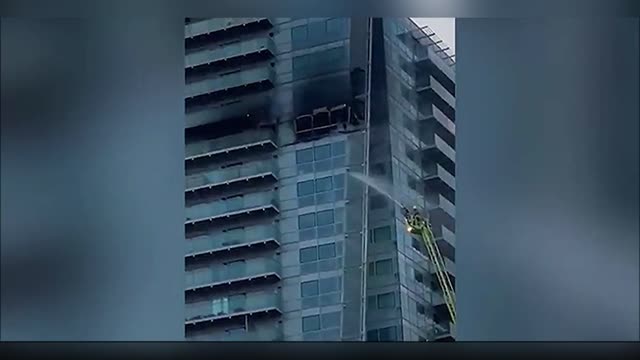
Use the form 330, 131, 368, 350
296, 148, 314, 164
298, 213, 316, 229
302, 315, 321, 332
320, 311, 341, 329
316, 209, 334, 226
332, 141, 346, 156
375, 259, 393, 275
318, 243, 336, 259
366, 329, 379, 342
378, 326, 397, 341
314, 144, 331, 160
297, 180, 315, 197
373, 226, 392, 242
291, 25, 308, 44
377, 292, 395, 309
301, 280, 319, 297
315, 176, 333, 193
319, 276, 339, 293
299, 246, 318, 263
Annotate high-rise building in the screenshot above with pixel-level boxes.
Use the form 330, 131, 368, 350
183, 18, 456, 342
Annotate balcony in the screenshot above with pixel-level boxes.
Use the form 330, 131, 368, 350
185, 258, 281, 292
187, 324, 284, 341
185, 160, 277, 193
185, 94, 271, 129
185, 191, 279, 226
185, 224, 279, 258
416, 75, 455, 110
429, 322, 455, 342
426, 192, 455, 220
186, 37, 275, 71
185, 66, 275, 101
430, 256, 455, 278
185, 291, 282, 326
423, 162, 455, 193
186, 129, 277, 161
185, 18, 273, 40
421, 135, 456, 175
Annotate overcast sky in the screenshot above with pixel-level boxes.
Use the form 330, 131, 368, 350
411, 18, 455, 57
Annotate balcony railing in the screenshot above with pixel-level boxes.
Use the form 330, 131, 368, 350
424, 163, 455, 190
426, 193, 456, 219
422, 135, 455, 164
185, 224, 278, 257
185, 291, 281, 324
416, 75, 456, 110
187, 325, 283, 341
186, 66, 275, 99
186, 129, 276, 161
185, 94, 271, 129
185, 191, 278, 225
185, 258, 281, 291
186, 37, 275, 69
186, 160, 277, 192
185, 18, 272, 39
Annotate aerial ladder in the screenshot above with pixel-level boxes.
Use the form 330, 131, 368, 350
403, 206, 457, 326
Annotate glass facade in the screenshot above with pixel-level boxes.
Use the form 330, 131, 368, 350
183, 17, 455, 342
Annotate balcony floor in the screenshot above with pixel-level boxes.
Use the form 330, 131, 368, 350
185, 306, 282, 326
185, 204, 279, 226
185, 237, 280, 260
185, 271, 281, 293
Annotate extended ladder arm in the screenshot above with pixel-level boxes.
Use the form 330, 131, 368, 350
405, 210, 457, 325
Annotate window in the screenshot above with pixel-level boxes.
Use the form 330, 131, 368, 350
377, 292, 395, 309
321, 311, 341, 328
416, 303, 426, 315
298, 213, 316, 229
408, 177, 418, 191
375, 259, 393, 275
307, 21, 327, 42
297, 180, 315, 197
224, 227, 245, 242
212, 297, 229, 315
412, 238, 424, 253
326, 18, 346, 35
366, 329, 378, 341
332, 141, 346, 156
225, 195, 243, 209
314, 144, 331, 160
302, 315, 321, 332
291, 25, 308, 43
414, 269, 424, 283
333, 174, 345, 189
226, 326, 246, 336
371, 162, 387, 176
369, 194, 387, 209
225, 259, 245, 269
315, 176, 333, 192
301, 280, 319, 297
316, 209, 334, 226
296, 148, 314, 164
296, 115, 313, 133
378, 326, 398, 341
319, 277, 339, 293
229, 293, 247, 311
318, 243, 336, 259
372, 226, 392, 243
300, 246, 318, 263
367, 295, 376, 309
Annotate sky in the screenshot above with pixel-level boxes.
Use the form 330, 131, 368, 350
410, 18, 455, 57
